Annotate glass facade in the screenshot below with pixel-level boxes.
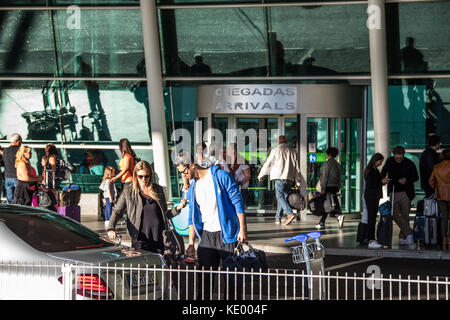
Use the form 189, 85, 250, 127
159, 4, 369, 77
386, 1, 450, 75
0, 9, 144, 77
0, 0, 449, 203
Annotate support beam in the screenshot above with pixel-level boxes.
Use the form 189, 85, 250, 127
368, 0, 391, 160
140, 0, 172, 199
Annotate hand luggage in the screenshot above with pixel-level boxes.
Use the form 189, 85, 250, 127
60, 184, 81, 206
424, 216, 440, 246
377, 215, 393, 247
222, 242, 268, 272
357, 196, 369, 244
37, 187, 58, 212
376, 186, 394, 247
413, 215, 425, 243
288, 189, 306, 211
58, 205, 81, 223
424, 194, 439, 217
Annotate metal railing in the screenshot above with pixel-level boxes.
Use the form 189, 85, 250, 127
0, 262, 449, 300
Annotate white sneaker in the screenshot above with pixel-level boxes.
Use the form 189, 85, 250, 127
368, 240, 382, 249
104, 220, 110, 227
337, 215, 345, 229
315, 223, 325, 230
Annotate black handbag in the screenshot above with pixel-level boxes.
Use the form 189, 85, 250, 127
288, 189, 306, 211
222, 242, 267, 272
162, 227, 186, 266
38, 188, 57, 211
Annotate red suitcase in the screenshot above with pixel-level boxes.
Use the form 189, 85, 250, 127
58, 205, 81, 223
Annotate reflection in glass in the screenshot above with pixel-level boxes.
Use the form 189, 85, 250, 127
54, 9, 144, 77
160, 8, 268, 76
267, 5, 369, 75
0, 81, 151, 144
387, 2, 450, 74
0, 11, 56, 76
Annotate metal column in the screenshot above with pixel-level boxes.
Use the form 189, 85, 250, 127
368, 0, 391, 160
140, 0, 172, 198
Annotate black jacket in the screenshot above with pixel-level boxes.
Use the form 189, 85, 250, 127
419, 147, 440, 191
381, 156, 419, 200
364, 167, 383, 199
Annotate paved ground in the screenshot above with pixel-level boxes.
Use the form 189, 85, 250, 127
81, 211, 450, 262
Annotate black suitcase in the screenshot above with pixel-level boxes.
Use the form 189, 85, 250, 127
424, 216, 440, 246
377, 215, 393, 248
356, 222, 369, 244
413, 215, 425, 243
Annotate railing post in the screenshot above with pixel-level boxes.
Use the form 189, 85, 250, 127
61, 263, 76, 300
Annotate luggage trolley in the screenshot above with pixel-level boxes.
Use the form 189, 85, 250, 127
285, 231, 326, 300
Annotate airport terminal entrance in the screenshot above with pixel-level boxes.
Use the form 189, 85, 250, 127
197, 84, 366, 214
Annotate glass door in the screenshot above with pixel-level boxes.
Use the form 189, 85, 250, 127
236, 117, 279, 209
306, 117, 361, 214
340, 118, 362, 213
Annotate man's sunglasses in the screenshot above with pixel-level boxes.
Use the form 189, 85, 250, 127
178, 167, 189, 175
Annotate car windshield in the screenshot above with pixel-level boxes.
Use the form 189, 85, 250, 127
1, 211, 114, 253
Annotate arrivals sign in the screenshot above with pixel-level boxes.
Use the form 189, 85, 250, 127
212, 85, 297, 114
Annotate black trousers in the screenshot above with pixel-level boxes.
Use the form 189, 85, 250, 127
365, 196, 381, 241
197, 231, 237, 300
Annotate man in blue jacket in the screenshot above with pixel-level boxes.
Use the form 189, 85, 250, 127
174, 152, 247, 298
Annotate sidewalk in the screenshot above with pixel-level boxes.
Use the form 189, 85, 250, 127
81, 211, 450, 261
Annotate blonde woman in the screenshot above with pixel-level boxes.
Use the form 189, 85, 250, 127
107, 161, 186, 254
12, 146, 43, 205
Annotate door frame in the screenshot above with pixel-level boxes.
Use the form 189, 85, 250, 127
301, 114, 365, 216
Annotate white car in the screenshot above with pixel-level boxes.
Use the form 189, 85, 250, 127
0, 204, 173, 300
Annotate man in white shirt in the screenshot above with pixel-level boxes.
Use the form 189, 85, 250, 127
175, 152, 247, 299
258, 136, 303, 225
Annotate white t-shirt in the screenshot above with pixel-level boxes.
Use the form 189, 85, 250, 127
221, 161, 250, 189
195, 168, 221, 232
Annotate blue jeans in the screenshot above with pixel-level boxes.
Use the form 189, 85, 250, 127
5, 178, 18, 204
274, 179, 294, 220
104, 198, 112, 221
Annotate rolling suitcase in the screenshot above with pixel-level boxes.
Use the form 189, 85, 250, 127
413, 215, 425, 243
424, 194, 439, 217
356, 196, 369, 244
377, 215, 393, 247
376, 186, 394, 248
58, 205, 81, 223
424, 216, 440, 246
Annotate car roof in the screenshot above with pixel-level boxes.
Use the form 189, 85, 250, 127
0, 204, 56, 216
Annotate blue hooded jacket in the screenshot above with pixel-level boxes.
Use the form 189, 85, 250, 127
187, 166, 245, 244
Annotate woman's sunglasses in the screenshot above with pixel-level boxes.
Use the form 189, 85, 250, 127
138, 175, 150, 179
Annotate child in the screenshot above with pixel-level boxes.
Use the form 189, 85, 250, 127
99, 166, 117, 228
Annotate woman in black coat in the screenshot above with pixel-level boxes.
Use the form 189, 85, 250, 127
364, 153, 391, 249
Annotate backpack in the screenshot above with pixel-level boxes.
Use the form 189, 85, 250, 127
287, 190, 306, 211
55, 158, 74, 181
60, 184, 82, 206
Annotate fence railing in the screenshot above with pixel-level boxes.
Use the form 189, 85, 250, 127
0, 262, 449, 300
